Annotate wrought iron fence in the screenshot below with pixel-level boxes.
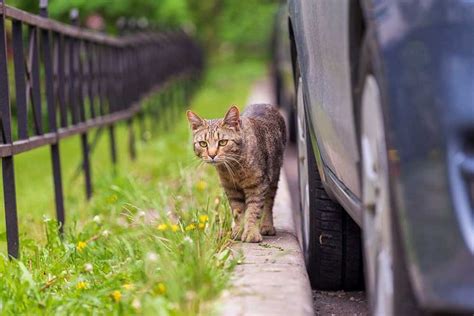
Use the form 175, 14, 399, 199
0, 0, 203, 258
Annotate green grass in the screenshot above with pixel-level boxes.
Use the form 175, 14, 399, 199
0, 58, 265, 315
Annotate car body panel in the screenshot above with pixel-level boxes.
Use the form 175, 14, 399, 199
361, 0, 474, 311
287, 0, 474, 312
289, 0, 361, 200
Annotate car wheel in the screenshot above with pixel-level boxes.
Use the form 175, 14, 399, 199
358, 34, 422, 315
296, 73, 363, 290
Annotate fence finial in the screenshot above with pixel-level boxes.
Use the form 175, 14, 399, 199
70, 8, 79, 25
39, 0, 48, 17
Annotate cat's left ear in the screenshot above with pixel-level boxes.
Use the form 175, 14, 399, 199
222, 105, 241, 129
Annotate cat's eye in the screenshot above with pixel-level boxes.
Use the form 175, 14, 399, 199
198, 141, 207, 147
218, 140, 228, 146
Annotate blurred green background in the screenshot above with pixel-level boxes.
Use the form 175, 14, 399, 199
0, 0, 281, 244
10, 0, 279, 60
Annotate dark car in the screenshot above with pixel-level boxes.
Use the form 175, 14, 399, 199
274, 0, 474, 315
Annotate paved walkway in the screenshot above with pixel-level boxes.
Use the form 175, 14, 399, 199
217, 79, 314, 316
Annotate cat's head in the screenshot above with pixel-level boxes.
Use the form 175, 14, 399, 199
186, 105, 243, 165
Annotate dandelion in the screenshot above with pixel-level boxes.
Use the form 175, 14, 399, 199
138, 211, 146, 218
185, 223, 196, 231
198, 223, 206, 230
157, 223, 168, 231
83, 263, 93, 273
199, 215, 209, 223
107, 194, 118, 204
111, 290, 122, 302
146, 252, 158, 262
214, 197, 220, 205
76, 281, 88, 290
76, 241, 87, 252
196, 180, 207, 191
171, 224, 179, 232
183, 236, 193, 244
93, 215, 102, 224
122, 283, 134, 290
185, 290, 196, 301
132, 298, 142, 310
102, 230, 110, 238
156, 282, 166, 295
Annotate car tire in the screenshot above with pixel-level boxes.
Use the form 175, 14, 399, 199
357, 31, 424, 315
296, 71, 364, 291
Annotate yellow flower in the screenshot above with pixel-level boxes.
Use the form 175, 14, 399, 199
198, 223, 205, 230
76, 241, 87, 252
196, 180, 207, 191
112, 290, 122, 302
171, 224, 179, 232
185, 223, 196, 231
199, 215, 209, 223
76, 281, 88, 290
157, 223, 168, 231
156, 282, 166, 295
107, 194, 118, 204
122, 283, 134, 290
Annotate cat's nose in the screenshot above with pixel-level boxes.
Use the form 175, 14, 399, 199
208, 148, 218, 159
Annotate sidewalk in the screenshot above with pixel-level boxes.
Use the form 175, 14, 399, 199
217, 79, 314, 316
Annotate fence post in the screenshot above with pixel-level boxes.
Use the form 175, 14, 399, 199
128, 119, 136, 160
70, 9, 92, 199
40, 0, 66, 232
0, 0, 19, 258
125, 48, 136, 161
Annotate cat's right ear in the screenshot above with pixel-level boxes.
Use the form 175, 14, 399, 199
186, 110, 205, 130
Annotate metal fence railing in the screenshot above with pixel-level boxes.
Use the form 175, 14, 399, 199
0, 0, 203, 258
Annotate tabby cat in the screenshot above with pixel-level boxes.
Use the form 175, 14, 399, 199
186, 104, 286, 242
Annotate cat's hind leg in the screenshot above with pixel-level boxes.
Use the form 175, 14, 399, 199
261, 183, 277, 236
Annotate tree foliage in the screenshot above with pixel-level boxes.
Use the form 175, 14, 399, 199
8, 0, 279, 58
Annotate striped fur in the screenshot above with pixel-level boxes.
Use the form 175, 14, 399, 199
187, 104, 286, 242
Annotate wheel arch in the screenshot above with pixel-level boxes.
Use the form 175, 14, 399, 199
288, 15, 298, 91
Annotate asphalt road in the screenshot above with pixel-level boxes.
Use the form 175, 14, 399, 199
283, 143, 369, 316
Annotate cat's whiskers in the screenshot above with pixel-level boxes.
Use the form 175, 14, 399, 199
222, 160, 238, 184
183, 156, 208, 172
223, 155, 245, 170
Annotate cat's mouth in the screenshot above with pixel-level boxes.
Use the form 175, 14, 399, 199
205, 159, 222, 165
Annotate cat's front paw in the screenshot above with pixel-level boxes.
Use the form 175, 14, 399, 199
260, 225, 276, 236
241, 226, 263, 243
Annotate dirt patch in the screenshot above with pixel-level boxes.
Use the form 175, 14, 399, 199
313, 291, 368, 316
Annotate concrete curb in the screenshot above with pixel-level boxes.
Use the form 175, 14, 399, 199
216, 79, 314, 316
